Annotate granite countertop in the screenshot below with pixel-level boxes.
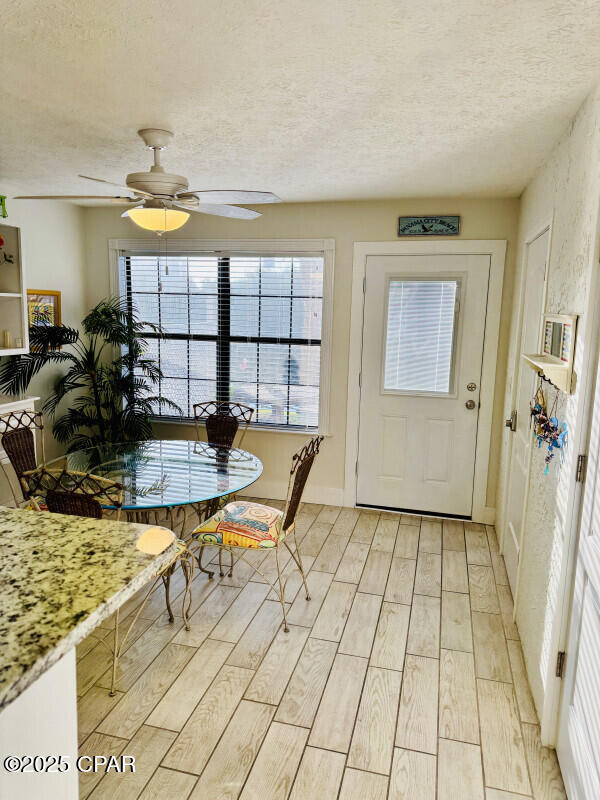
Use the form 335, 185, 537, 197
0, 506, 177, 710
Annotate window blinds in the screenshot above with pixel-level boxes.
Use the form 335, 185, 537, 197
384, 279, 459, 394
120, 252, 324, 429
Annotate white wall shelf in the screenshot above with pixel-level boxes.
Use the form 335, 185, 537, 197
0, 224, 28, 356
521, 313, 578, 394
522, 353, 576, 393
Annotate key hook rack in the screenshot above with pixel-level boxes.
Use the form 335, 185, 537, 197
522, 313, 578, 394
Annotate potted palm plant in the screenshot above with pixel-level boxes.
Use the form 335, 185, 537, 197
0, 297, 179, 450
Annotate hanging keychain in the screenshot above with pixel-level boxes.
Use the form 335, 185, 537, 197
529, 375, 547, 447
530, 375, 546, 438
541, 390, 566, 474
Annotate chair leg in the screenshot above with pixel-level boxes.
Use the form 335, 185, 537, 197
163, 568, 174, 623
109, 607, 120, 697
197, 543, 214, 579
293, 529, 311, 601
275, 546, 289, 633
216, 547, 235, 578
181, 553, 193, 632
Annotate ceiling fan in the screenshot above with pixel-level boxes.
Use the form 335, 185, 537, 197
15, 128, 281, 234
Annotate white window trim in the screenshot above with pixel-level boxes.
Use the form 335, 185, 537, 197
108, 238, 335, 435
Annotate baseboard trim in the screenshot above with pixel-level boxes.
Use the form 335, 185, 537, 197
476, 506, 496, 525
238, 480, 344, 507
239, 482, 495, 523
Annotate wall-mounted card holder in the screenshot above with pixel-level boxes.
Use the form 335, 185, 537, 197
522, 313, 578, 393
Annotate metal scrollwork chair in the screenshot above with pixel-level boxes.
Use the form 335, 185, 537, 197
190, 435, 323, 632
193, 401, 254, 450
0, 410, 46, 507
192, 401, 254, 577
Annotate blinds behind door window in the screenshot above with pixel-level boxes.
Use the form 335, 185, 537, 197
120, 252, 324, 429
384, 279, 459, 393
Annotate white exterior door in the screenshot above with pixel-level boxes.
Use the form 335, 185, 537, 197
503, 229, 549, 591
557, 345, 600, 799
356, 253, 490, 517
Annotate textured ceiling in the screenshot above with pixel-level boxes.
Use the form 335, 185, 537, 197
2, 0, 600, 202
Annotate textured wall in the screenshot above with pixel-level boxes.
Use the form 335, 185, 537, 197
83, 197, 519, 504
497, 84, 600, 720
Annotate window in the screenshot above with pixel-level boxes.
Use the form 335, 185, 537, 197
383, 278, 460, 394
118, 244, 330, 430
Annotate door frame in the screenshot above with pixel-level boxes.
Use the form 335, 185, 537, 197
344, 240, 507, 522
498, 219, 552, 564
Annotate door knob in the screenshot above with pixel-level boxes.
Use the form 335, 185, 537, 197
465, 399, 476, 410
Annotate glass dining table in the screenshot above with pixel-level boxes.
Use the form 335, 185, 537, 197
44, 438, 263, 534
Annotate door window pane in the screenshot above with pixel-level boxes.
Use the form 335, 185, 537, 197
384, 279, 458, 393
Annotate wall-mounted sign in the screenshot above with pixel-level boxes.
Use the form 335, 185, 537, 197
397, 215, 460, 236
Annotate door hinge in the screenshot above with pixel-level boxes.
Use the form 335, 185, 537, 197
556, 650, 566, 678
358, 372, 362, 388
355, 460, 358, 476
576, 454, 588, 483
362, 276, 366, 293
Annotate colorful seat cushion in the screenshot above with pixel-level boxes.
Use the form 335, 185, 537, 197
192, 501, 283, 549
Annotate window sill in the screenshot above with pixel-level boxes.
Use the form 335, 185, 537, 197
151, 417, 330, 437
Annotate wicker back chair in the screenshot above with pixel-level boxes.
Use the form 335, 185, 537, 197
193, 401, 254, 450
46, 489, 104, 519
22, 467, 124, 520
191, 434, 324, 632
0, 410, 45, 503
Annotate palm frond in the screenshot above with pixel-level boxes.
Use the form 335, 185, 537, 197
12, 294, 168, 449
29, 323, 79, 353
0, 349, 71, 396
65, 433, 98, 453
147, 395, 182, 413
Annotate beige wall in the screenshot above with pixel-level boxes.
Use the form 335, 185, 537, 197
497, 83, 600, 726
83, 197, 519, 505
1, 200, 87, 459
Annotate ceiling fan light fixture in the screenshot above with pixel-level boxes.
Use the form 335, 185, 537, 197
122, 204, 190, 235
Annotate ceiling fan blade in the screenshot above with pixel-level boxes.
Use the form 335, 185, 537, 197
15, 195, 138, 203
176, 190, 281, 204
175, 203, 261, 220
78, 175, 154, 198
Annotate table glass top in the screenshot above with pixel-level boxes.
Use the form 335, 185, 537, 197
45, 439, 263, 510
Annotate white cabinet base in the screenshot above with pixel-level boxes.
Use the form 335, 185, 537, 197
0, 649, 78, 800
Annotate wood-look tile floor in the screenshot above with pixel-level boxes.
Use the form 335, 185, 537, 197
76, 503, 567, 800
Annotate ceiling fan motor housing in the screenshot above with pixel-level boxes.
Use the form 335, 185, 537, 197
126, 168, 189, 197
127, 128, 188, 196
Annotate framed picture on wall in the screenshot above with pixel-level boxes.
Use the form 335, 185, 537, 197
27, 289, 61, 326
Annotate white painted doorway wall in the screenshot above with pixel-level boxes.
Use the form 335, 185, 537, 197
502, 227, 550, 592
345, 240, 507, 524
356, 253, 490, 517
